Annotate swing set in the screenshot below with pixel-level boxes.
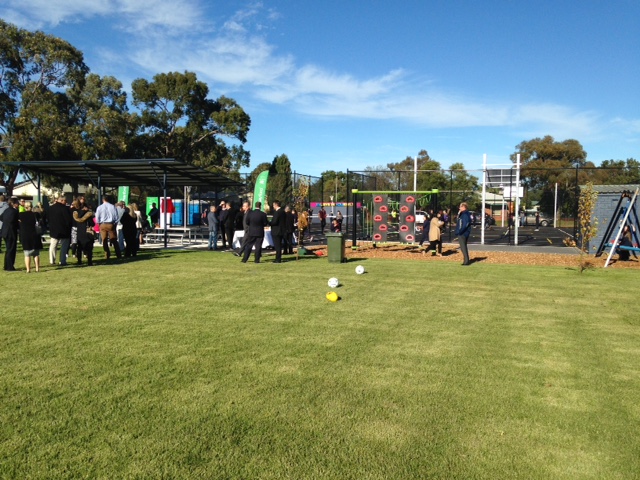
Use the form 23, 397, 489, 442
594, 187, 640, 268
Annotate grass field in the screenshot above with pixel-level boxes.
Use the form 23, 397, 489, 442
1, 248, 639, 479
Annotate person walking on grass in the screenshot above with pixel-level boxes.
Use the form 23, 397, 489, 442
18, 201, 43, 273
73, 203, 95, 266
319, 207, 327, 234
428, 210, 445, 256
241, 202, 268, 264
95, 195, 122, 260
48, 195, 73, 266
455, 202, 472, 266
0, 198, 19, 271
269, 200, 286, 263
0, 194, 8, 254
207, 205, 219, 250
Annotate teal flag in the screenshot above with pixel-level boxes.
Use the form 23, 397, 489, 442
253, 170, 269, 210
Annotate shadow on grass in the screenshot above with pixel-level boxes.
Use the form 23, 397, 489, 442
469, 256, 488, 264
87, 247, 201, 267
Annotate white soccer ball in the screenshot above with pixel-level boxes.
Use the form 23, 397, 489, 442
355, 265, 365, 275
328, 277, 339, 288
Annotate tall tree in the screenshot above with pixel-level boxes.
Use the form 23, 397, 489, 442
267, 154, 293, 206
131, 71, 251, 174
249, 162, 271, 186
510, 135, 587, 188
69, 73, 137, 160
448, 162, 479, 207
385, 150, 448, 191
511, 135, 589, 214
319, 170, 347, 202
0, 19, 88, 194
594, 158, 640, 185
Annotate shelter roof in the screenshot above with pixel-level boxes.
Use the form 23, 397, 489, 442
1, 159, 244, 190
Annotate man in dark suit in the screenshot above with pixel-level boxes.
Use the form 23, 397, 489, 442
0, 198, 19, 271
241, 202, 268, 264
48, 195, 73, 265
224, 202, 238, 250
233, 201, 251, 256
284, 205, 295, 254
269, 200, 286, 263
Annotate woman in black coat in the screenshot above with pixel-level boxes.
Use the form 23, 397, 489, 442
73, 204, 95, 266
18, 201, 44, 273
120, 205, 138, 257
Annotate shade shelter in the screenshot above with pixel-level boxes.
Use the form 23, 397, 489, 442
1, 159, 244, 247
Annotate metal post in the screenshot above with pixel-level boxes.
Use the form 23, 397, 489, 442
554, 182, 558, 228
163, 170, 168, 248
514, 154, 521, 245
348, 170, 355, 249
574, 166, 579, 239
448, 169, 453, 242
481, 154, 487, 245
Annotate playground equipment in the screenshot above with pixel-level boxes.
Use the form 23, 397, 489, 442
594, 188, 640, 268
351, 189, 439, 245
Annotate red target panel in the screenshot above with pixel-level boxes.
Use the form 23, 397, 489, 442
372, 194, 388, 242
399, 194, 416, 243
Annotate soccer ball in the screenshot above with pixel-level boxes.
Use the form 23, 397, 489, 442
326, 292, 338, 302
328, 277, 339, 288
355, 265, 365, 275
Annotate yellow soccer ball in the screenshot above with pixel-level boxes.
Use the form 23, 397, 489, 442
326, 291, 338, 302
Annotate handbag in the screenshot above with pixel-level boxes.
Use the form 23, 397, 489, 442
86, 226, 96, 241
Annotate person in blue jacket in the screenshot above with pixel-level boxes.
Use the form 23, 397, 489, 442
455, 202, 472, 266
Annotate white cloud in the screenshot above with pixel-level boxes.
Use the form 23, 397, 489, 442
4, 0, 637, 148
0, 0, 204, 31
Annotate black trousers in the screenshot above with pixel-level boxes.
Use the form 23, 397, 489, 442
225, 224, 234, 249
76, 238, 94, 265
219, 223, 226, 247
458, 235, 470, 265
273, 234, 283, 262
3, 233, 17, 270
241, 236, 264, 263
282, 232, 293, 254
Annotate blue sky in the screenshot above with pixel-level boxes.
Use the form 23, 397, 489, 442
2, 0, 639, 177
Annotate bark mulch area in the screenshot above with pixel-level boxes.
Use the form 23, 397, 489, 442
306, 243, 640, 269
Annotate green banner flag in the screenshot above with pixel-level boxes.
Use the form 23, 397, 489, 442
117, 186, 130, 204
253, 170, 269, 210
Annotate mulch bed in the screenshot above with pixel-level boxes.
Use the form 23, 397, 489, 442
305, 242, 640, 269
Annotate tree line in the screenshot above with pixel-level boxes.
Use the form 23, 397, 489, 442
0, 20, 250, 196
2, 20, 636, 215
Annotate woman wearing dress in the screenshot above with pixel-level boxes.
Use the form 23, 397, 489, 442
132, 203, 144, 248
428, 210, 445, 256
121, 204, 138, 257
18, 201, 44, 273
73, 203, 95, 266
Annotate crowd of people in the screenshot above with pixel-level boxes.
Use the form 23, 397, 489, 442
0, 194, 149, 272
201, 200, 306, 263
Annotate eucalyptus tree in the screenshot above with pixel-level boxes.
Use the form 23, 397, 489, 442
131, 71, 251, 174
0, 19, 88, 194
267, 153, 293, 206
